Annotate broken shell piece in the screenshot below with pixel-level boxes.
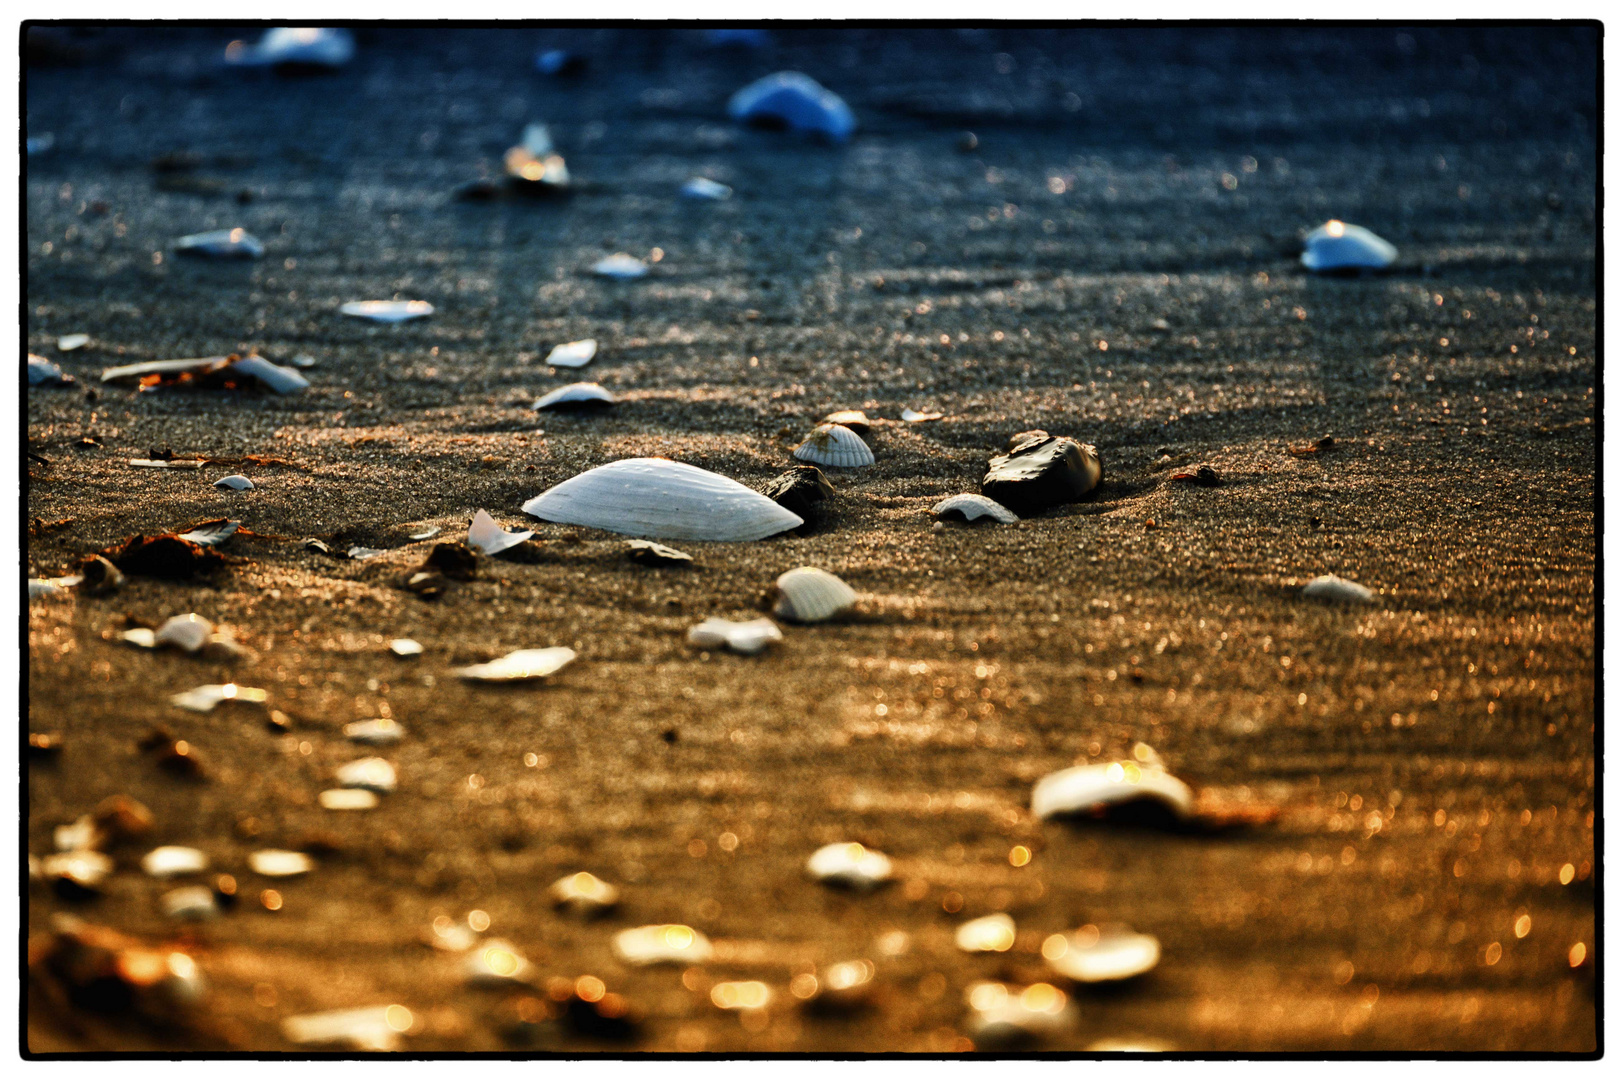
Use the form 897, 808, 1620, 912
1030, 761, 1194, 824
687, 617, 783, 656
129, 458, 205, 469
956, 913, 1017, 953
965, 981, 1075, 1046
454, 647, 577, 682
174, 228, 264, 259
728, 71, 855, 142
1043, 925, 1161, 983
612, 924, 713, 966
550, 871, 620, 916
407, 526, 441, 541
336, 757, 397, 794
627, 539, 693, 566
468, 509, 534, 556
389, 638, 424, 657
176, 520, 240, 547
101, 354, 308, 394
29, 355, 75, 386
213, 474, 254, 491
532, 382, 616, 410
161, 885, 219, 921
248, 850, 312, 877
1302, 575, 1375, 603
806, 842, 892, 890
57, 333, 90, 351
793, 423, 873, 468
226, 27, 355, 70
170, 683, 268, 713
29, 579, 68, 600
523, 458, 803, 543
142, 846, 209, 878
711, 981, 772, 1011
902, 407, 944, 422
348, 545, 385, 559
820, 409, 870, 436
283, 1006, 413, 1052
340, 300, 434, 323
467, 940, 535, 985
544, 339, 598, 368
932, 494, 1018, 524
681, 177, 733, 200
320, 788, 380, 811
43, 850, 114, 892
773, 567, 857, 623
78, 556, 125, 594
154, 613, 213, 652
592, 253, 648, 280
344, 718, 404, 746
1301, 220, 1397, 272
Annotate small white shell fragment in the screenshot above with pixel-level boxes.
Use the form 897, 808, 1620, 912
612, 924, 713, 966
773, 567, 857, 623
170, 683, 269, 713
711, 981, 773, 1011
42, 850, 114, 889
532, 382, 616, 410
29, 579, 68, 600
1301, 220, 1397, 272
28, 354, 72, 386
344, 718, 404, 745
226, 27, 355, 69
213, 474, 254, 491
141, 846, 209, 878
592, 253, 648, 280
58, 333, 90, 351
793, 423, 874, 468
728, 71, 855, 142
161, 885, 219, 920
806, 841, 892, 889
248, 849, 312, 877
1302, 574, 1375, 603
932, 494, 1018, 524
1043, 926, 1161, 983
681, 177, 733, 200
544, 339, 598, 368
340, 300, 434, 323
128, 458, 206, 469
466, 940, 535, 985
454, 647, 577, 682
389, 638, 424, 657
407, 526, 440, 540
225, 355, 310, 394
174, 228, 265, 258
348, 546, 384, 559
154, 613, 214, 652
956, 913, 1017, 953
550, 871, 621, 915
523, 458, 803, 542
283, 1006, 413, 1052
54, 816, 101, 852
336, 757, 397, 793
965, 981, 1076, 1044
902, 408, 943, 422
178, 520, 241, 547
687, 617, 783, 656
291, 354, 318, 368
1030, 761, 1194, 822
120, 628, 158, 649
467, 509, 534, 556
319, 788, 380, 811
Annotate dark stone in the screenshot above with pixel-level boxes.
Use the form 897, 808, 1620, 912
759, 465, 835, 522
1006, 429, 1048, 452
424, 542, 479, 581
980, 436, 1102, 515
102, 533, 224, 579
1171, 465, 1221, 487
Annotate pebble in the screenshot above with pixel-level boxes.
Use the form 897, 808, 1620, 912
980, 433, 1103, 515
758, 465, 835, 523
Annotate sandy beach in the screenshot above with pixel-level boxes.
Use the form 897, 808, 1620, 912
24, 25, 1597, 1053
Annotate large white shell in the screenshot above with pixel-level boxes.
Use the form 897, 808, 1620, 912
1031, 762, 1193, 822
965, 982, 1075, 1044
728, 71, 855, 142
687, 617, 783, 655
340, 300, 434, 323
213, 474, 254, 491
283, 1006, 409, 1052
545, 339, 597, 368
226, 27, 355, 69
956, 913, 1017, 953
532, 382, 615, 410
141, 846, 209, 878
522, 458, 803, 542
773, 567, 857, 623
1301, 220, 1397, 272
1044, 927, 1161, 983
1302, 574, 1375, 603
454, 647, 576, 682
793, 423, 873, 468
806, 841, 892, 889
175, 228, 264, 258
612, 924, 713, 966
593, 253, 648, 280
170, 683, 268, 713
681, 177, 732, 200
933, 494, 1018, 523
336, 757, 397, 793
467, 509, 534, 555
248, 849, 312, 877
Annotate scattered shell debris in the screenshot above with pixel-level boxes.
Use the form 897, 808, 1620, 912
956, 913, 1017, 953
1042, 925, 1161, 983
523, 458, 802, 542
453, 647, 577, 682
774, 567, 857, 623
687, 617, 783, 656
1302, 574, 1375, 603
467, 509, 535, 556
806, 841, 892, 889
612, 924, 713, 966
544, 338, 598, 368
794, 423, 874, 468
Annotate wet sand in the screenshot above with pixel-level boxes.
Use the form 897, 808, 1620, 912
24, 26, 1597, 1053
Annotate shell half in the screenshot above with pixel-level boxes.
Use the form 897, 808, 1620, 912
1030, 762, 1194, 822
687, 617, 783, 655
339, 300, 434, 323
681, 177, 732, 200
933, 494, 1018, 524
1302, 574, 1375, 603
467, 509, 534, 555
1301, 220, 1397, 272
612, 924, 713, 966
727, 71, 855, 142
773, 567, 856, 623
522, 458, 803, 542
453, 647, 576, 682
532, 382, 615, 410
1044, 927, 1160, 983
592, 253, 648, 280
806, 841, 892, 889
174, 228, 264, 258
545, 339, 597, 368
793, 423, 873, 468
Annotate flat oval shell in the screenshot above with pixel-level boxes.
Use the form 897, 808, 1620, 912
612, 924, 713, 966
319, 788, 379, 811
522, 457, 802, 542
806, 841, 892, 889
141, 845, 209, 878
793, 423, 873, 468
340, 300, 434, 323
389, 638, 424, 657
175, 228, 264, 258
468, 509, 534, 555
1301, 220, 1397, 272
532, 382, 615, 410
688, 617, 783, 655
336, 757, 397, 793
545, 339, 598, 368
593, 253, 648, 280
681, 177, 732, 200
902, 407, 943, 422
728, 71, 855, 142
956, 913, 1017, 953
170, 683, 268, 713
213, 474, 254, 491
933, 494, 1018, 523
774, 567, 857, 623
1302, 574, 1374, 603
1044, 928, 1160, 983
154, 613, 213, 652
1030, 762, 1194, 822
344, 718, 404, 745
454, 647, 576, 682
249, 849, 313, 877
57, 333, 90, 351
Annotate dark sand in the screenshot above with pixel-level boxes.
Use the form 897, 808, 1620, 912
24, 26, 1597, 1053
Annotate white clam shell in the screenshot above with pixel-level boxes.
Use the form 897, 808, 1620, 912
154, 613, 214, 652
793, 423, 873, 468
227, 27, 355, 69
336, 757, 397, 793
213, 474, 254, 491
248, 849, 312, 877
728, 71, 855, 142
933, 494, 1018, 523
58, 333, 89, 351
1044, 927, 1161, 983
681, 177, 732, 200
319, 788, 379, 810
806, 841, 892, 889
593, 253, 648, 280
142, 845, 209, 878
1030, 762, 1194, 822
902, 407, 943, 422
169, 683, 268, 713
174, 228, 264, 258
545, 339, 598, 368
467, 509, 534, 555
687, 617, 783, 655
340, 300, 434, 323
454, 647, 576, 682
283, 1006, 408, 1052
522, 457, 802, 542
1301, 220, 1397, 272
956, 913, 1017, 953
612, 924, 713, 966
965, 981, 1076, 1043
226, 355, 310, 393
344, 718, 404, 745
389, 638, 424, 657
161, 885, 219, 920
773, 567, 857, 623
1302, 574, 1375, 603
532, 381, 616, 410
